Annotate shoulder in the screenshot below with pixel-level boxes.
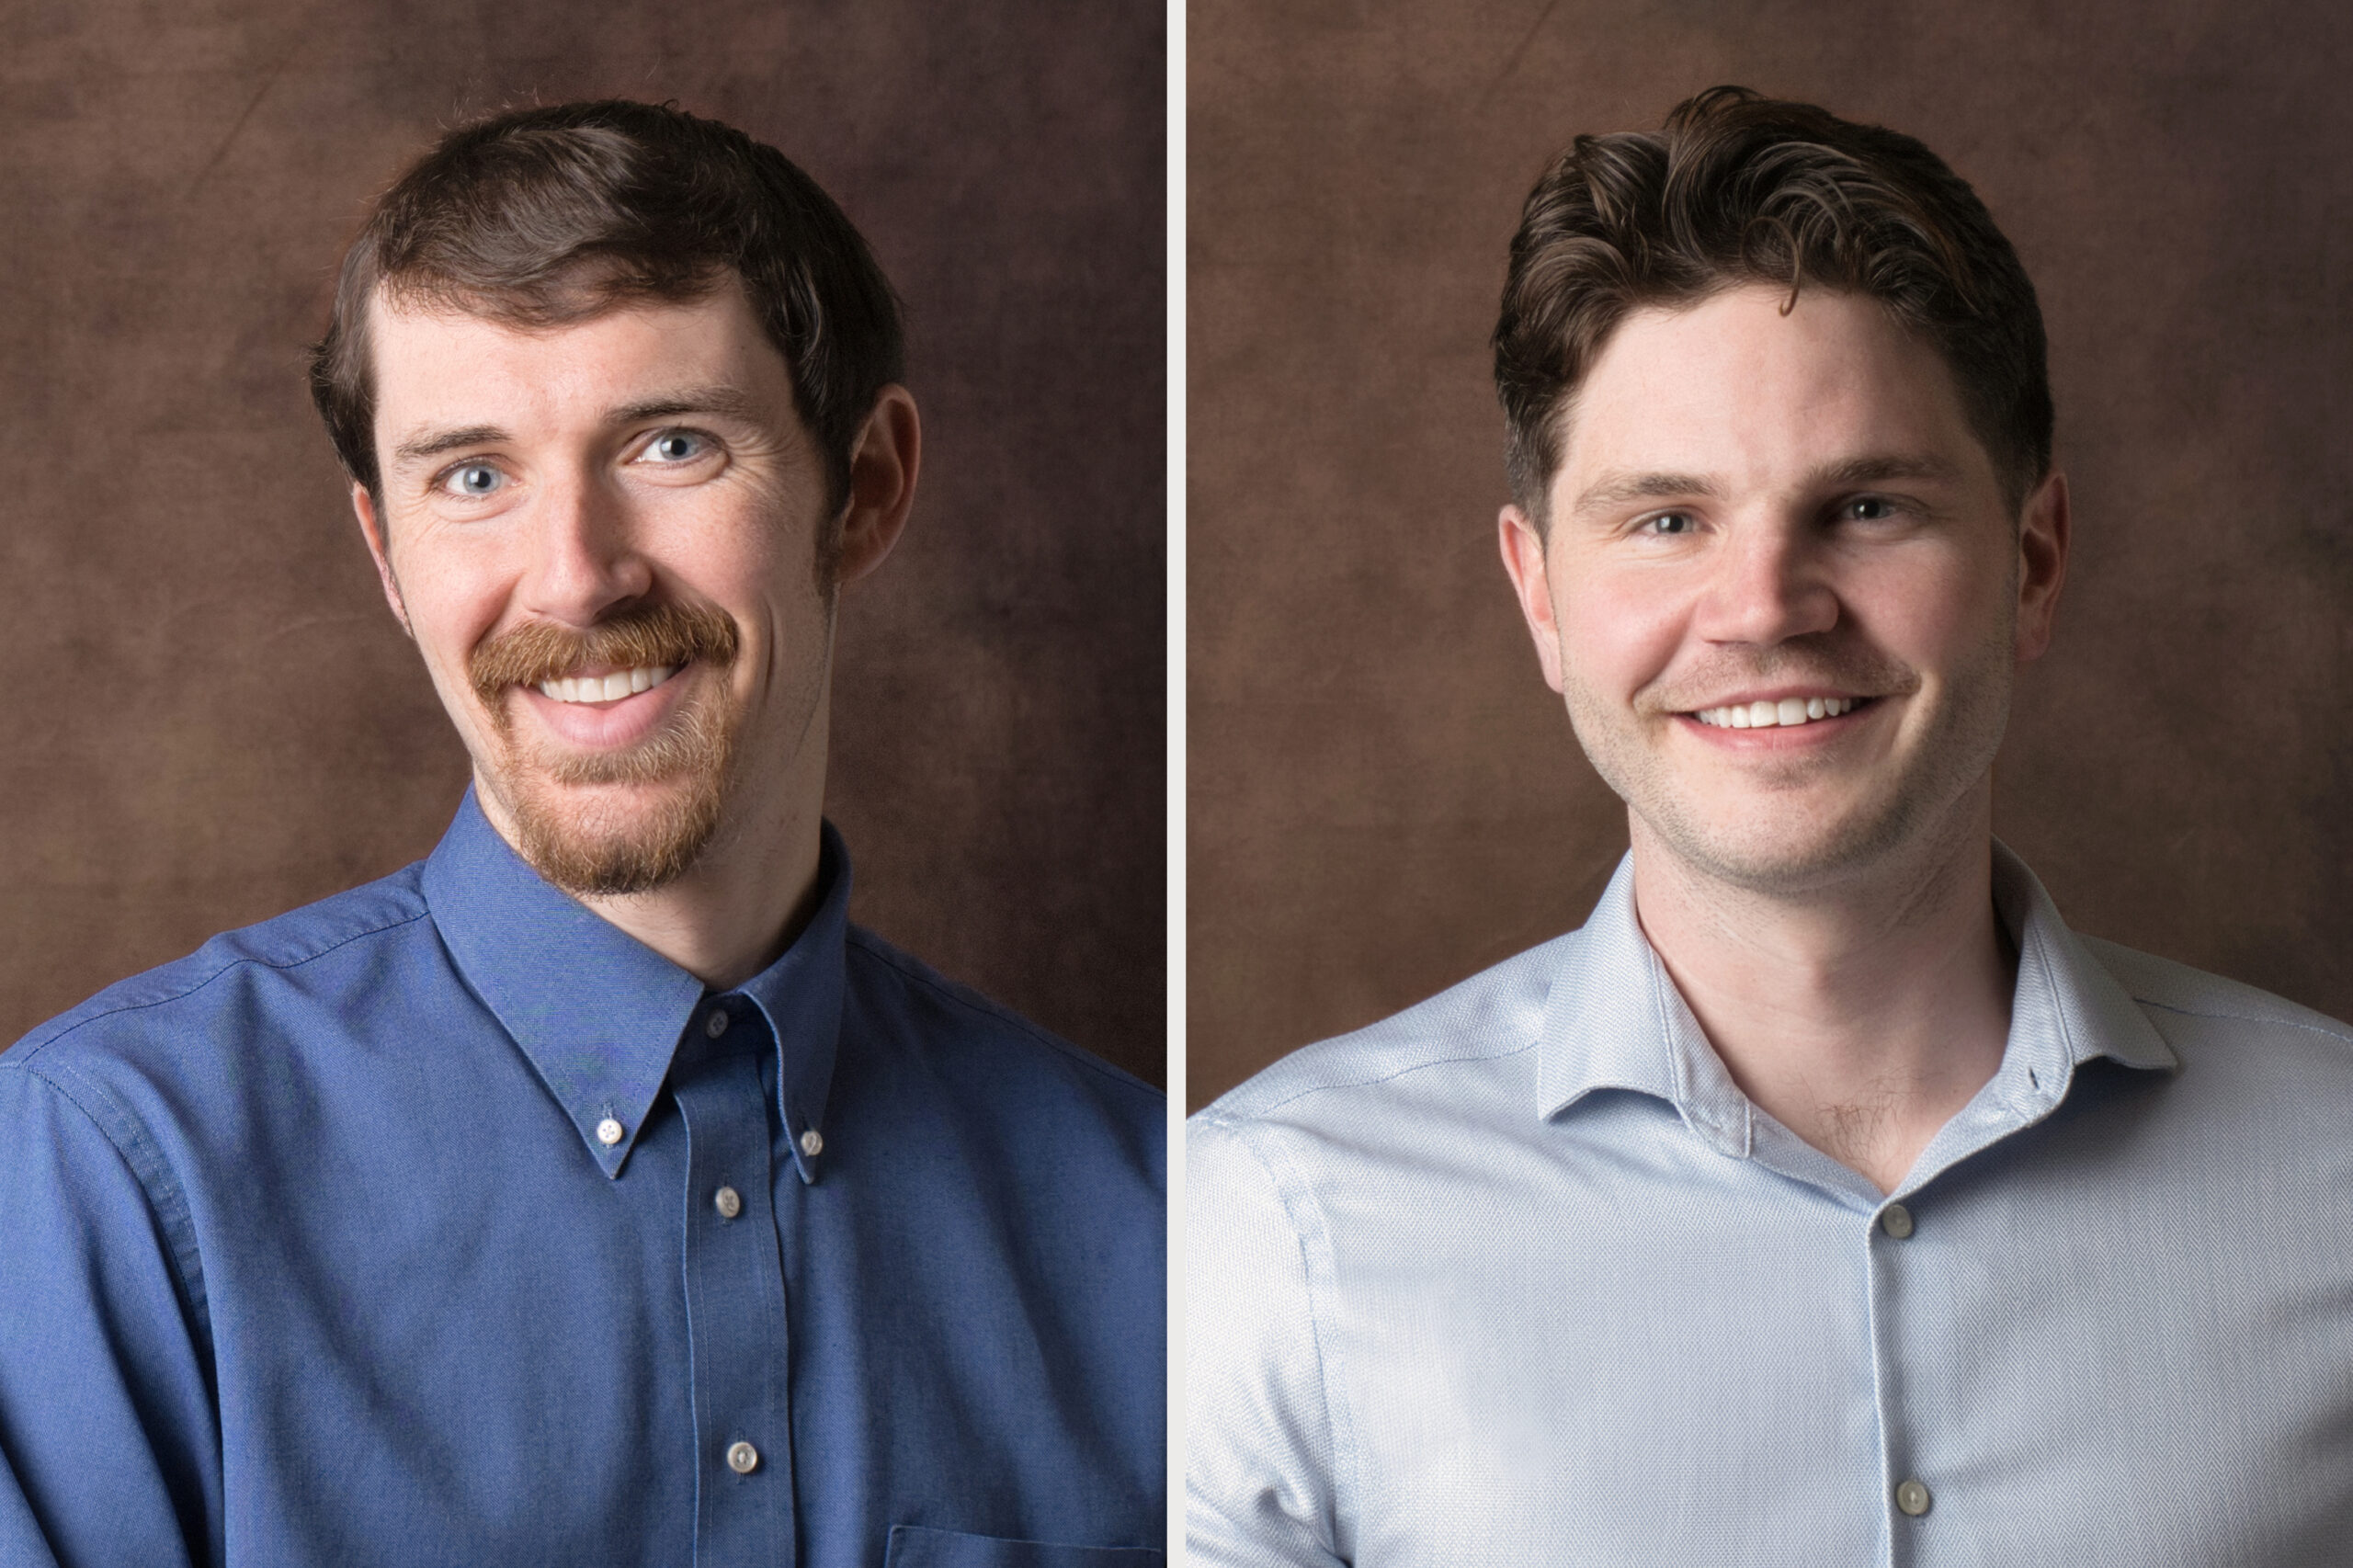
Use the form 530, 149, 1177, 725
842, 923, 1162, 1146
1193, 930, 1573, 1142
2077, 934, 2353, 1056
2, 865, 433, 1081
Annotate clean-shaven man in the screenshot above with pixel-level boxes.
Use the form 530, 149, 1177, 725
1188, 87, 2353, 1563
0, 101, 1162, 1567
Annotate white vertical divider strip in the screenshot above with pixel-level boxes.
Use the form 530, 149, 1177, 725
1164, 0, 1188, 1555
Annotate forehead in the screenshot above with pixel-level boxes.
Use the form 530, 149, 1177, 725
366, 278, 794, 443
1555, 286, 1991, 496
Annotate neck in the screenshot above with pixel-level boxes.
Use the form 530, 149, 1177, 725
1629, 789, 2016, 1195
577, 801, 827, 992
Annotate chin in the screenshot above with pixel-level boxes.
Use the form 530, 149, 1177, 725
1653, 816, 1898, 894
481, 687, 741, 897
1637, 772, 1984, 898
508, 781, 727, 897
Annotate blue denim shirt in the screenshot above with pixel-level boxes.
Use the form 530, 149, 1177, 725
1189, 844, 2353, 1565
0, 793, 1164, 1567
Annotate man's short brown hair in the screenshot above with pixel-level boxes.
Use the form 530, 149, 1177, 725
1493, 86, 2052, 525
311, 99, 903, 517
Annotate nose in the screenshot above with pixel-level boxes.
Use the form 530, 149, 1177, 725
516, 464, 654, 626
1689, 513, 1838, 647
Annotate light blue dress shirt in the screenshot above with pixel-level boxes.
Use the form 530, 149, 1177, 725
1188, 845, 2353, 1565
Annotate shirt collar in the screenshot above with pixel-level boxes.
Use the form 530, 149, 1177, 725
421, 789, 850, 1182
1533, 841, 2177, 1153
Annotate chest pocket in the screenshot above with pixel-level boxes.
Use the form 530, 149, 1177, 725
883, 1525, 1164, 1567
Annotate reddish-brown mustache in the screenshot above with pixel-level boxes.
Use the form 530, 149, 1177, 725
468, 602, 740, 703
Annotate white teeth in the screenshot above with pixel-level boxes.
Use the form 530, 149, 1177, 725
1692, 696, 1860, 728
533, 665, 679, 704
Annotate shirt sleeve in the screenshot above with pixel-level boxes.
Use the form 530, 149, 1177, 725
0, 1060, 219, 1568
1185, 1114, 1349, 1568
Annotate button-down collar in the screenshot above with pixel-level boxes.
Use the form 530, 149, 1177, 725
421, 789, 847, 1182
1534, 840, 2178, 1200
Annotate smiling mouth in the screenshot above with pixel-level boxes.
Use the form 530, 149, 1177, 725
1688, 696, 1870, 730
533, 665, 681, 705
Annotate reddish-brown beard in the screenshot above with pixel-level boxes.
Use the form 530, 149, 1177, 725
466, 602, 744, 896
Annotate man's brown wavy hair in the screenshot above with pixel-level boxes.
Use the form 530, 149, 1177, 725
1493, 86, 2052, 528
310, 100, 903, 519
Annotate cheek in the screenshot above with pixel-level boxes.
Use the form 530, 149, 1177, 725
1843, 546, 2006, 669
651, 490, 805, 597
387, 543, 516, 678
1552, 562, 1691, 690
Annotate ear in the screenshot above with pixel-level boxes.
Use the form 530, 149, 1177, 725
351, 483, 414, 639
1498, 504, 1566, 692
2013, 469, 2069, 663
833, 384, 921, 586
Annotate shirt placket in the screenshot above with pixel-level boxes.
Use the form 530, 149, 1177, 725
1867, 1195, 1929, 1568
672, 997, 796, 1565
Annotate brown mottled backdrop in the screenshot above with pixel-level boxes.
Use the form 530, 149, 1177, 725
0, 0, 1164, 1085
1190, 1, 2352, 1107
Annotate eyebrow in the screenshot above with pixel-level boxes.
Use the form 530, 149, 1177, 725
1813, 453, 1966, 488
1569, 471, 1720, 515
1568, 453, 1967, 516
386, 385, 773, 472
392, 425, 506, 467
608, 385, 768, 426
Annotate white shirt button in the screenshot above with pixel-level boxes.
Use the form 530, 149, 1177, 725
1881, 1203, 1915, 1239
1895, 1477, 1932, 1516
799, 1129, 824, 1158
726, 1440, 759, 1474
595, 1118, 624, 1147
705, 1010, 730, 1039
713, 1185, 742, 1220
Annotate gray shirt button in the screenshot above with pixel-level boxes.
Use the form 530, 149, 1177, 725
1881, 1203, 1915, 1239
1895, 1477, 1932, 1516
800, 1130, 824, 1158
726, 1440, 759, 1474
705, 1010, 730, 1039
713, 1185, 742, 1220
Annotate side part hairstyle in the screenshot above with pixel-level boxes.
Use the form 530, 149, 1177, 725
311, 98, 903, 518
1493, 85, 2052, 526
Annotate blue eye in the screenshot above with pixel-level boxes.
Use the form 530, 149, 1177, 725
445, 463, 502, 497
645, 432, 705, 462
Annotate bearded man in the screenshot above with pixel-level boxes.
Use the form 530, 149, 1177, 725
1188, 88, 2353, 1564
0, 101, 1162, 1568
